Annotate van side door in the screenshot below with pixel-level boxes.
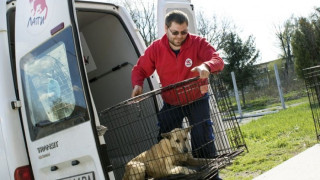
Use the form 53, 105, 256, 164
15, 0, 107, 179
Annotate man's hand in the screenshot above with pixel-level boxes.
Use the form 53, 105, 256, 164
191, 64, 210, 94
191, 64, 210, 79
131, 85, 143, 98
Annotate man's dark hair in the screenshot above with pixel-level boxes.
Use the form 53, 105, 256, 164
165, 10, 189, 28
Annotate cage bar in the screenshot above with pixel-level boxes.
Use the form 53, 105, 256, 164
303, 65, 320, 141
99, 74, 247, 180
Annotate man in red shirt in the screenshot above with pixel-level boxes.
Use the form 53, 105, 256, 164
131, 10, 224, 179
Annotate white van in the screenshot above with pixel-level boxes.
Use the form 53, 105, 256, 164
0, 0, 202, 180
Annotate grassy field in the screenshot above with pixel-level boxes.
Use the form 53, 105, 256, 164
220, 101, 318, 180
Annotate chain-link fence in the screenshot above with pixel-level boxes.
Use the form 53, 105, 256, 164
225, 61, 307, 119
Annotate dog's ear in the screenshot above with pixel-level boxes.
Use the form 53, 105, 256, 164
161, 132, 171, 139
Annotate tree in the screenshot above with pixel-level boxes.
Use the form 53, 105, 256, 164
220, 32, 260, 106
121, 0, 157, 46
292, 10, 320, 78
119, 0, 232, 49
275, 18, 295, 84
196, 11, 231, 51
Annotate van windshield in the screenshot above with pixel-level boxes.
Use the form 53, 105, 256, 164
20, 26, 89, 141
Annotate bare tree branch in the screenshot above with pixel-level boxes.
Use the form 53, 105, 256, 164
121, 0, 157, 46
196, 11, 231, 51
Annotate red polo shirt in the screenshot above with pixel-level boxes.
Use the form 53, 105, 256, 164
132, 34, 224, 105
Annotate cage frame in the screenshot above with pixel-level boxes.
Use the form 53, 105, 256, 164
303, 65, 320, 141
99, 74, 247, 180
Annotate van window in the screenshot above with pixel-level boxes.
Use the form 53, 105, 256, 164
20, 26, 89, 141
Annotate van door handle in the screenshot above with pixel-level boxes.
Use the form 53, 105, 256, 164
71, 160, 80, 166
51, 166, 58, 171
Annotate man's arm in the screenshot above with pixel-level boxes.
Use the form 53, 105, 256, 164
191, 63, 210, 79
131, 85, 143, 98
189, 38, 224, 94
197, 38, 224, 74
131, 43, 157, 97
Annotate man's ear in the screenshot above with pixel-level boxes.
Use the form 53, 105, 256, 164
165, 25, 168, 33
161, 132, 171, 139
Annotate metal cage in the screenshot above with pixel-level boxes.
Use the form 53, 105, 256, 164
304, 65, 320, 141
99, 75, 247, 180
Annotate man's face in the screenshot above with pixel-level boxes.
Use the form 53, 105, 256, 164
165, 22, 188, 50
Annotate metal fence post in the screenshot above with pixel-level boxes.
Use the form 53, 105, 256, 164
274, 64, 286, 109
231, 72, 243, 118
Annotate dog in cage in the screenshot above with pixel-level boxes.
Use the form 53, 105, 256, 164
122, 127, 214, 180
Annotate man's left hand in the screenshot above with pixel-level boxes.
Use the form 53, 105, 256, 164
191, 64, 210, 79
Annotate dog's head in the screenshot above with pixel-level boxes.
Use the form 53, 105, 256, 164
161, 127, 192, 154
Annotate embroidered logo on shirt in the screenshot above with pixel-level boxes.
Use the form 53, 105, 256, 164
185, 58, 193, 68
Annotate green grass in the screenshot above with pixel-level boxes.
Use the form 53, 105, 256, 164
220, 102, 318, 180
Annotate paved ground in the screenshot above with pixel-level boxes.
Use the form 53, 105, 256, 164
253, 144, 320, 180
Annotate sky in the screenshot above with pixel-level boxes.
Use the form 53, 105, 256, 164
191, 0, 319, 64
93, 0, 319, 64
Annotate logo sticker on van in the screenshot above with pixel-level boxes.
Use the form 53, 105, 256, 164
37, 141, 58, 154
27, 0, 48, 27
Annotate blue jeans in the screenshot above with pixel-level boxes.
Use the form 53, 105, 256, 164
157, 94, 217, 158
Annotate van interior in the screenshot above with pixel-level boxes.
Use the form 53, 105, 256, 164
76, 10, 152, 112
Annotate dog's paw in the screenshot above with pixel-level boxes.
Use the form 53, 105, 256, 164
171, 166, 197, 175
186, 168, 197, 174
